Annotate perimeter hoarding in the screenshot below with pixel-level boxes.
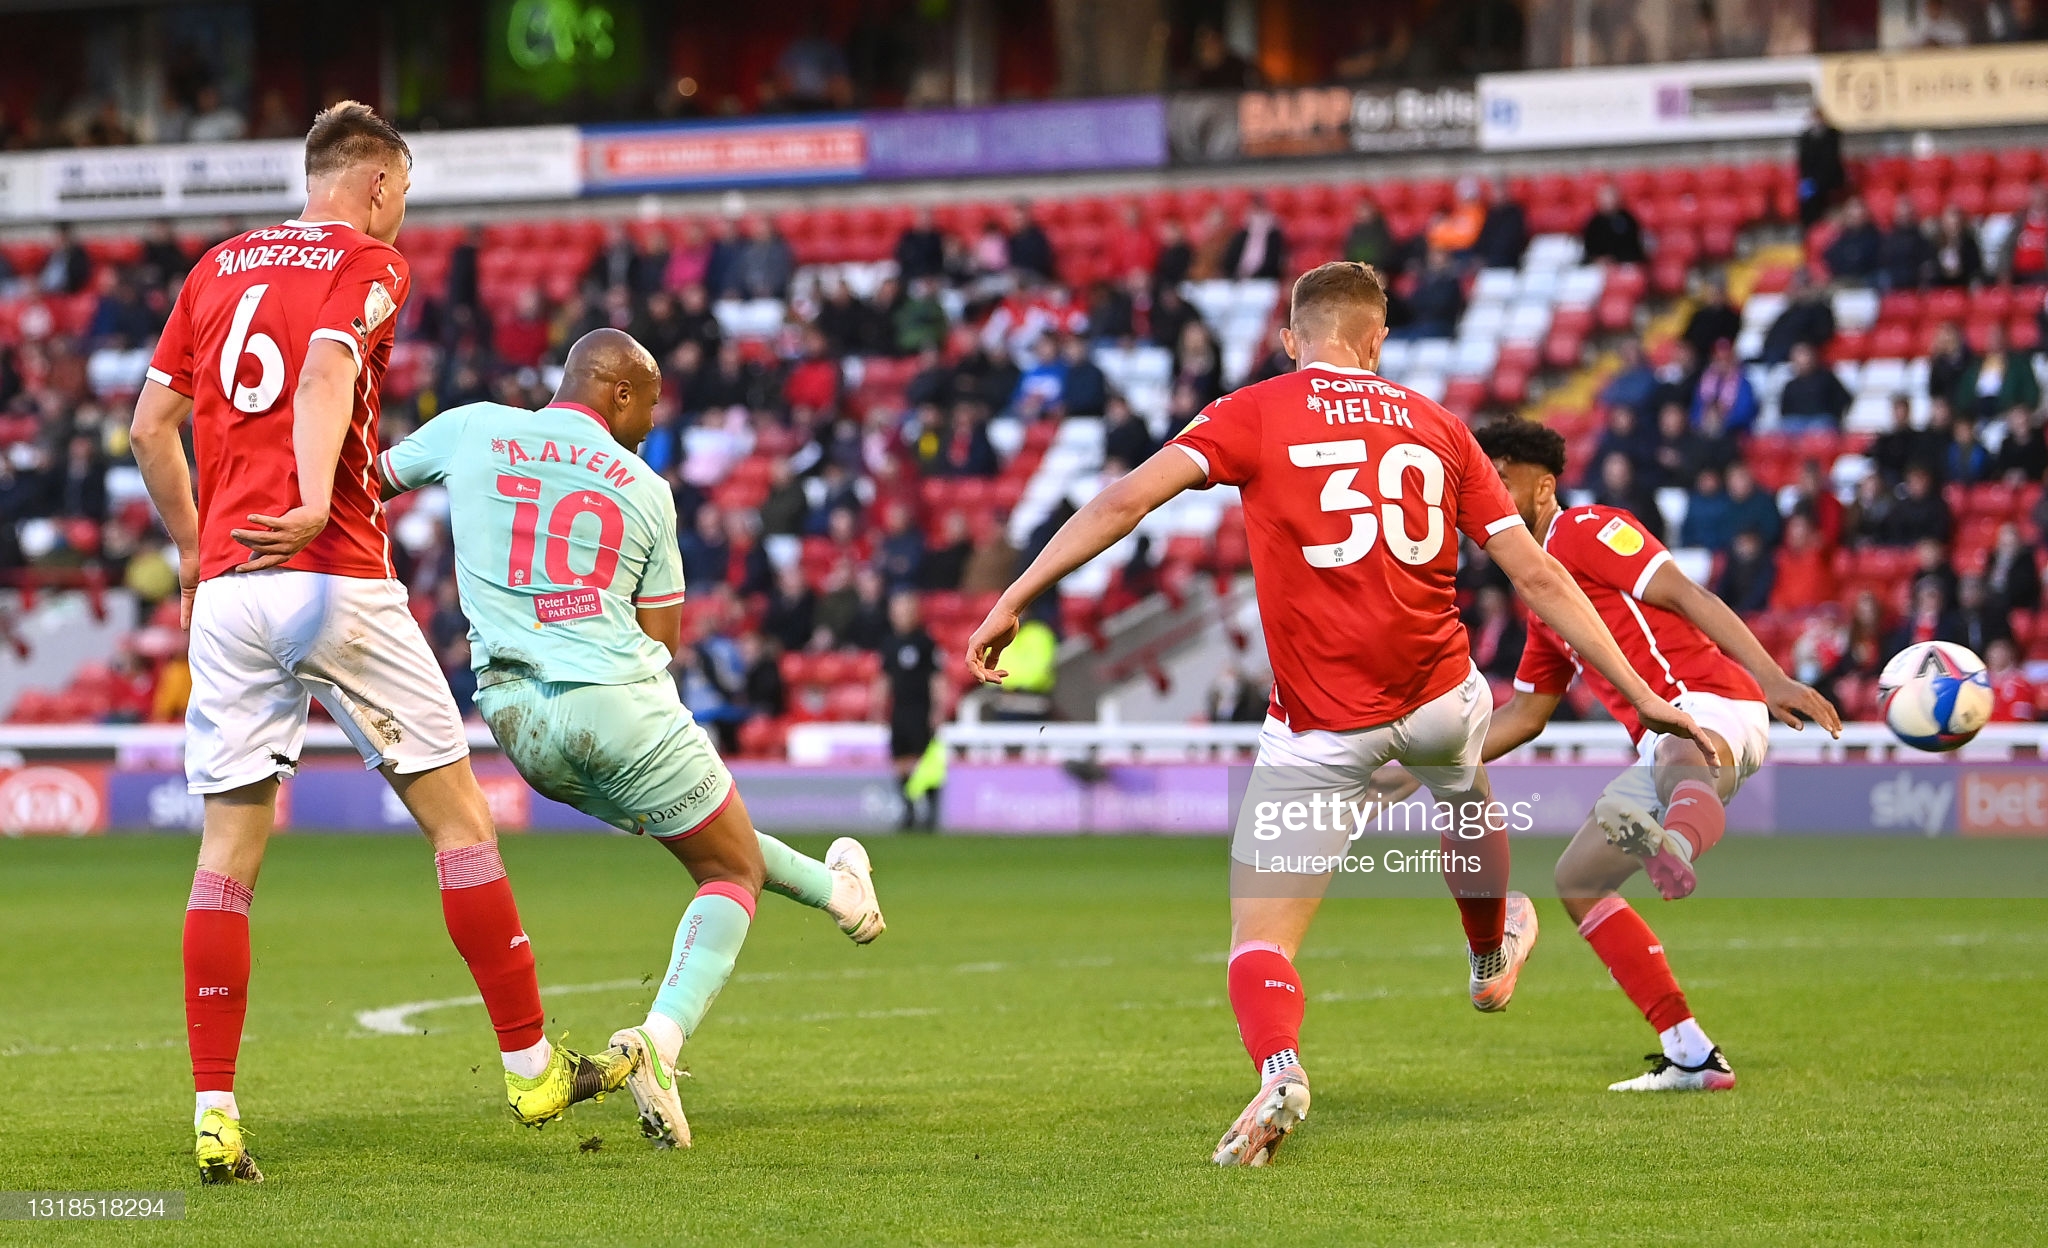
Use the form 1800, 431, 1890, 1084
1168, 83, 1478, 165
1478, 56, 1821, 151
1820, 42, 2048, 132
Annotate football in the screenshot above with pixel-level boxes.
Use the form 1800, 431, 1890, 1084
1878, 641, 1994, 752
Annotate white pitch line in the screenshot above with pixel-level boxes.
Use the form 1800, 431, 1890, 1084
354, 978, 646, 1037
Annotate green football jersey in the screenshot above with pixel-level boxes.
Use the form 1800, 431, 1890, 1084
380, 401, 685, 686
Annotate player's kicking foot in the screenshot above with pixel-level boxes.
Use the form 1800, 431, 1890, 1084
609, 1027, 692, 1149
505, 1041, 633, 1127
1469, 891, 1539, 1013
1609, 1047, 1737, 1092
194, 1108, 263, 1185
1213, 1065, 1311, 1167
1594, 793, 1697, 900
825, 836, 886, 944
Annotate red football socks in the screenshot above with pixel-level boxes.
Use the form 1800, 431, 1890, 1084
435, 842, 546, 1052
184, 870, 253, 1093
1578, 896, 1693, 1033
1226, 942, 1304, 1070
1443, 821, 1511, 955
1663, 779, 1726, 860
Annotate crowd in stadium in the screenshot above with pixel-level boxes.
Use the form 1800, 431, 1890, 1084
2, 129, 2046, 738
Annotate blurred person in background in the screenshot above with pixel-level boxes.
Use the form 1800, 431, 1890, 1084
1985, 639, 2037, 721
1986, 521, 2041, 612
1581, 182, 1646, 265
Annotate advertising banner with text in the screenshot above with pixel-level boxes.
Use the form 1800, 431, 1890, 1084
1478, 57, 1821, 151
1169, 83, 1478, 165
1820, 43, 2048, 132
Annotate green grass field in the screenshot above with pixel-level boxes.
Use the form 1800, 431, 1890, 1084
3, 833, 2045, 1246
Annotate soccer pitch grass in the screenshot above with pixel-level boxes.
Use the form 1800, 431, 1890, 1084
3, 834, 2045, 1246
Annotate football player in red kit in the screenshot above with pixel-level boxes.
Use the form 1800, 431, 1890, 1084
966, 263, 1706, 1165
1474, 419, 1840, 1091
130, 102, 626, 1183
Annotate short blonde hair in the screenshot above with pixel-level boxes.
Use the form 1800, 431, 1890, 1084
1289, 261, 1390, 341
304, 100, 411, 180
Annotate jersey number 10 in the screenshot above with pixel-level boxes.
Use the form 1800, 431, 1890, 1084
496, 476, 625, 590
1288, 439, 1447, 569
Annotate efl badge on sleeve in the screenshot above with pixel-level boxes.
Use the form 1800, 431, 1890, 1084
1597, 516, 1644, 556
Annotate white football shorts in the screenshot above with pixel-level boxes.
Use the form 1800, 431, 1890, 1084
1602, 689, 1771, 816
185, 569, 469, 793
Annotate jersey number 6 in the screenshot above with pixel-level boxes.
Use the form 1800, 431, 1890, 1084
1288, 439, 1446, 569
219, 284, 285, 413
496, 476, 625, 590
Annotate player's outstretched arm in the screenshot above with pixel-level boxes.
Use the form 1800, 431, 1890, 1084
1640, 561, 1843, 736
1482, 690, 1563, 762
229, 339, 359, 572
966, 447, 1205, 683
130, 381, 201, 627
1484, 526, 1712, 760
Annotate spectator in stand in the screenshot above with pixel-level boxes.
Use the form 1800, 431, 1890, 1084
1474, 178, 1528, 270
678, 502, 731, 590
184, 84, 247, 143
1681, 466, 1734, 551
1594, 451, 1666, 540
1990, 405, 2048, 482
1691, 339, 1757, 434
1648, 339, 1703, 419
738, 631, 786, 718
1146, 284, 1197, 355
585, 223, 654, 297
1175, 321, 1224, 403
1820, 590, 1887, 708
1884, 581, 1951, 664
960, 512, 1020, 594
1911, 0, 1973, 44
775, 17, 854, 109
1877, 200, 1933, 291
1826, 473, 1881, 551
920, 511, 972, 591
1944, 575, 2013, 655
1006, 202, 1056, 282
87, 275, 152, 343
893, 277, 949, 355
1944, 415, 1993, 485
1427, 176, 1487, 258
1225, 194, 1288, 281
1010, 336, 1066, 417
894, 206, 945, 282
1600, 338, 1658, 420
138, 220, 189, 287
1723, 462, 1781, 549
762, 565, 817, 652
758, 458, 806, 537
924, 400, 998, 477
1681, 276, 1741, 363
1985, 639, 2038, 721
1058, 335, 1108, 414
1717, 529, 1776, 613
1912, 536, 1962, 609
1105, 203, 1159, 276
1100, 394, 1155, 468
784, 327, 842, 413
1187, 206, 1232, 281
1758, 269, 1836, 365
1580, 182, 1647, 265
1886, 466, 1955, 545
1400, 247, 1466, 339
1186, 23, 1263, 89
1206, 662, 1273, 723
1823, 198, 1883, 284
1871, 395, 1941, 484
1593, 405, 1653, 479
1928, 205, 1984, 287
1783, 458, 1845, 546
1953, 322, 2040, 420
39, 224, 90, 296
1770, 512, 1838, 610
50, 433, 106, 522
1795, 107, 1845, 227
442, 223, 482, 313
1991, 0, 2048, 41
1464, 584, 1526, 683
661, 219, 712, 290
734, 217, 796, 299
1779, 341, 1853, 430
703, 216, 743, 298
1649, 398, 1728, 487
1997, 184, 2048, 283
1927, 322, 1974, 405
1343, 198, 1397, 269
1153, 219, 1193, 290
1986, 521, 2042, 612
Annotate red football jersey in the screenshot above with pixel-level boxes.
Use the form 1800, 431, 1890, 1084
1515, 505, 1765, 740
1168, 361, 1525, 732
147, 218, 409, 582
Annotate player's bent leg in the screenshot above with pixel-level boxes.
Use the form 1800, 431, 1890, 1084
187, 780, 276, 1183
1597, 729, 1731, 901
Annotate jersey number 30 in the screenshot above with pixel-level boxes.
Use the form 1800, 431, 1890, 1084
1288, 439, 1446, 568
496, 476, 624, 589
